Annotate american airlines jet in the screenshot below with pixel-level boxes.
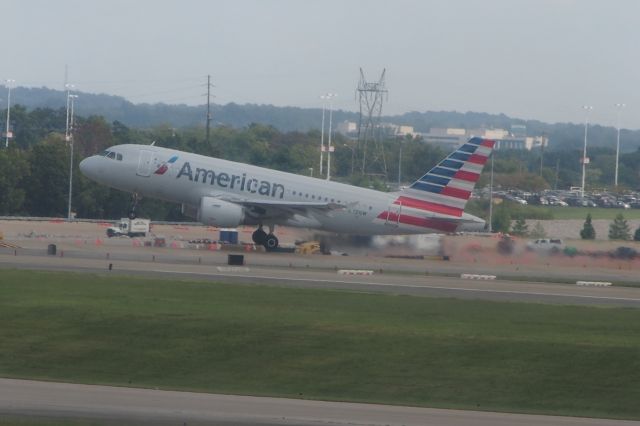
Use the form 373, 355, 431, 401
79, 137, 494, 250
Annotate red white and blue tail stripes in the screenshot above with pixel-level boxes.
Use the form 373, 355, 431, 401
403, 137, 494, 218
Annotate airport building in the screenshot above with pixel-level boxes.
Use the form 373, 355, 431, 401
336, 121, 417, 138
336, 121, 358, 137
420, 125, 548, 151
336, 121, 548, 151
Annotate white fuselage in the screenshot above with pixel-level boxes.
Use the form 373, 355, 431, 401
80, 144, 485, 235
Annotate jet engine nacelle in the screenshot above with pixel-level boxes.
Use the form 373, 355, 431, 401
198, 197, 245, 227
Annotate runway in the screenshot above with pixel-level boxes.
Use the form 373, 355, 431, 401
1, 378, 638, 426
2, 242, 640, 425
1, 250, 640, 307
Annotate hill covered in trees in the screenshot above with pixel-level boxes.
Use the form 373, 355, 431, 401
4, 85, 640, 152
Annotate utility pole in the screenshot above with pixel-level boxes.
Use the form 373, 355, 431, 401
206, 75, 213, 144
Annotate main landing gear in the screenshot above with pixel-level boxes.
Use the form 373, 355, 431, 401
252, 225, 279, 251
128, 193, 139, 220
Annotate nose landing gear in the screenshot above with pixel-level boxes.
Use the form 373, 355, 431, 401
128, 193, 140, 220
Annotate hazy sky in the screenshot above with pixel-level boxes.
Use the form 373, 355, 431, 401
3, 0, 640, 128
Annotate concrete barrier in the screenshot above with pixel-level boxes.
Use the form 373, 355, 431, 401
461, 273, 497, 280
576, 281, 612, 287
337, 270, 374, 276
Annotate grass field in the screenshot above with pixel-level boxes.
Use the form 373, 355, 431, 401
1, 270, 640, 420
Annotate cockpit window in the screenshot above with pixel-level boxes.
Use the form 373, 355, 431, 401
97, 149, 122, 160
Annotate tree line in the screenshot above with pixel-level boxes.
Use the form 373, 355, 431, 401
1, 106, 639, 221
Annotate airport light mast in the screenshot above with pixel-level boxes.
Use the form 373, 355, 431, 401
488, 151, 494, 233
614, 103, 625, 187
580, 105, 593, 199
319, 94, 327, 177
64, 83, 75, 141
4, 79, 15, 148
67, 94, 78, 221
326, 93, 336, 181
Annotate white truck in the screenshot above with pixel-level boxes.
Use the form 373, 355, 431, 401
526, 238, 564, 253
106, 218, 151, 238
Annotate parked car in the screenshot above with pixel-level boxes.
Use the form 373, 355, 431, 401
616, 201, 631, 209
526, 238, 565, 253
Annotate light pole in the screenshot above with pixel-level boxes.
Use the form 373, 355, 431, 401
67, 94, 78, 221
614, 103, 625, 187
343, 143, 356, 176
488, 152, 494, 233
5, 79, 15, 148
397, 138, 403, 189
326, 93, 336, 181
319, 95, 327, 177
580, 105, 593, 199
65, 83, 74, 141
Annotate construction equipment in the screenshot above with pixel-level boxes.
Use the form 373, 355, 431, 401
295, 241, 321, 255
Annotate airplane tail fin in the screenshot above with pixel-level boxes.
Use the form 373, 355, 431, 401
400, 137, 495, 217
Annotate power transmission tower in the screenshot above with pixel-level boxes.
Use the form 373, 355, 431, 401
205, 75, 213, 144
356, 68, 388, 178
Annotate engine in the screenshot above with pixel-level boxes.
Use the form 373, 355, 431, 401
197, 197, 245, 227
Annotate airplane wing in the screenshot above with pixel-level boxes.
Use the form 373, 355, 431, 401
210, 194, 345, 221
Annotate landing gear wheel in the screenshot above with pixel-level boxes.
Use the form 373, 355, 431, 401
319, 237, 331, 255
264, 234, 279, 251
252, 228, 267, 245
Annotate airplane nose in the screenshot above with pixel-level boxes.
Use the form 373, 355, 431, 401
79, 157, 89, 175
79, 156, 97, 179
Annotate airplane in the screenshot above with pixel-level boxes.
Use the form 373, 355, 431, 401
79, 137, 494, 250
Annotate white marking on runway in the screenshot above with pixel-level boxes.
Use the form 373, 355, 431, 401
149, 268, 640, 304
